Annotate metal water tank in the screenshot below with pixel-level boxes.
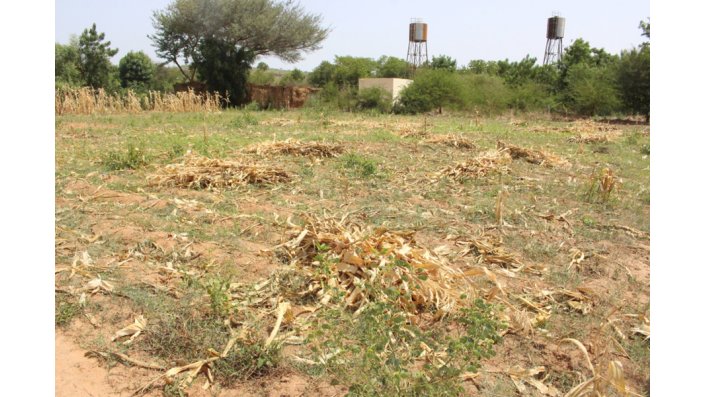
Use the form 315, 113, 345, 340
409, 22, 428, 42
546, 17, 566, 39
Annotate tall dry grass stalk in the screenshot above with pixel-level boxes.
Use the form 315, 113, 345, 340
55, 87, 223, 115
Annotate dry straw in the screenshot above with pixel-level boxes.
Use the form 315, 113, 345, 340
55, 87, 222, 115
275, 213, 481, 320
437, 150, 512, 180
246, 139, 344, 158
496, 140, 570, 168
423, 134, 477, 149
149, 152, 292, 189
567, 134, 611, 144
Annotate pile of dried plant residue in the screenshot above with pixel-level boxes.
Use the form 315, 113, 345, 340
149, 152, 292, 189
273, 213, 477, 319
437, 150, 512, 180
423, 134, 477, 149
497, 141, 570, 168
246, 139, 344, 158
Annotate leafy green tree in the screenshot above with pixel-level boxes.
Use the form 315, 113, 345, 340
565, 63, 621, 116
640, 18, 650, 40
376, 56, 409, 78
77, 23, 119, 89
249, 68, 276, 85
496, 55, 538, 87
463, 60, 500, 75
256, 62, 269, 71
192, 37, 255, 105
397, 69, 465, 114
151, 64, 185, 92
279, 68, 306, 86
556, 38, 617, 98
615, 21, 650, 119
616, 47, 649, 118
290, 68, 305, 82
308, 60, 336, 87
457, 73, 510, 113
55, 37, 83, 86
151, 0, 329, 105
332, 56, 376, 87
118, 51, 156, 89
430, 55, 457, 72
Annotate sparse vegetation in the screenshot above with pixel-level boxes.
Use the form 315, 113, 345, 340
101, 143, 150, 170
340, 153, 378, 177
56, 63, 648, 397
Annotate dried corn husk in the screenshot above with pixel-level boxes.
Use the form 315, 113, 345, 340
246, 139, 344, 157
149, 153, 292, 189
111, 315, 147, 344
497, 140, 570, 168
423, 134, 476, 149
437, 150, 511, 181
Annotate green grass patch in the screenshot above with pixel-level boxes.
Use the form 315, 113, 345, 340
307, 299, 504, 396
101, 143, 151, 170
340, 153, 378, 178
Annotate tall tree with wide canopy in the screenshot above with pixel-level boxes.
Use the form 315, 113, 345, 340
150, 0, 329, 105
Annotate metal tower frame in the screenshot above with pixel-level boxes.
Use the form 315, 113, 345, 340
407, 41, 429, 72
543, 37, 563, 65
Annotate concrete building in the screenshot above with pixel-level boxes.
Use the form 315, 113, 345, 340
358, 78, 413, 102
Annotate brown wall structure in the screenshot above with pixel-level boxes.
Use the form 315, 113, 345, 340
173, 82, 207, 95
247, 84, 319, 109
174, 82, 318, 109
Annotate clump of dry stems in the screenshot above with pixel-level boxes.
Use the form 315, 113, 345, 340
437, 150, 512, 180
567, 134, 610, 144
55, 87, 222, 115
423, 134, 477, 149
149, 152, 292, 189
246, 139, 344, 158
585, 167, 619, 203
275, 213, 479, 320
497, 141, 570, 168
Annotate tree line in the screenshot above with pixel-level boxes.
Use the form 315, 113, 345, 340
55, 0, 648, 118
306, 21, 649, 118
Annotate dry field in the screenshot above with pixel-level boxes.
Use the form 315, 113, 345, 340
55, 108, 650, 396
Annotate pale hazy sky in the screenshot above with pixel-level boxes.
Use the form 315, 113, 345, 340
55, 0, 650, 71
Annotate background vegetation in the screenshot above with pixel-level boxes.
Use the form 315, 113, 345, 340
55, 2, 649, 119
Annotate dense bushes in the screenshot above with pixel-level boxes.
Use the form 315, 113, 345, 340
307, 27, 649, 118
397, 69, 464, 113
57, 19, 648, 118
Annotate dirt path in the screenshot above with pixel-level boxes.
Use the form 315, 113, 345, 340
55, 332, 126, 397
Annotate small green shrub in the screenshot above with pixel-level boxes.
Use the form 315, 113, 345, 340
311, 299, 503, 396
242, 102, 261, 111
231, 112, 258, 128
357, 87, 392, 113
140, 311, 230, 363
396, 69, 465, 114
626, 132, 641, 145
341, 153, 377, 178
213, 341, 281, 386
101, 143, 150, 170
55, 295, 82, 327
204, 276, 232, 318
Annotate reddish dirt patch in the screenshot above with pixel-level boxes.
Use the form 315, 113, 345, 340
56, 332, 126, 397
201, 372, 346, 397
63, 179, 148, 206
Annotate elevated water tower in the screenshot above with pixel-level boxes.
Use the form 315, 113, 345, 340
406, 18, 429, 74
543, 13, 565, 65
